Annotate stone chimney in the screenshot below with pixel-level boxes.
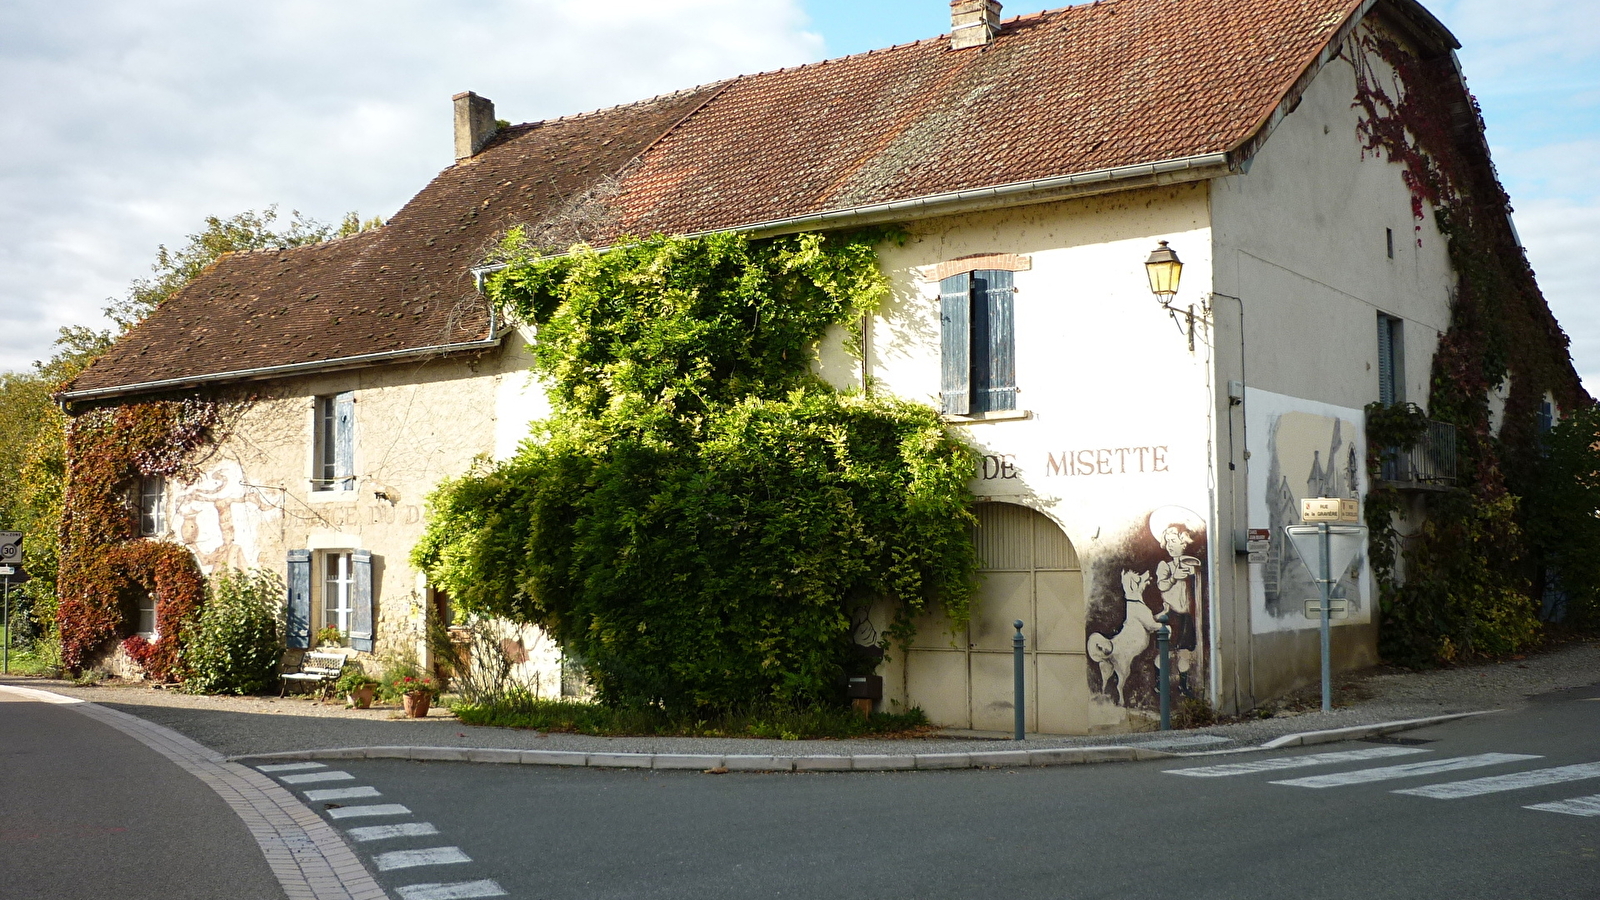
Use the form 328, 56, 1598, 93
453, 91, 498, 162
951, 0, 1002, 50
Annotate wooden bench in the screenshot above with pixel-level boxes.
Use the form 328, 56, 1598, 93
279, 649, 348, 697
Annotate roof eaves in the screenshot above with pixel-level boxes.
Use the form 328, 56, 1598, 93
57, 332, 506, 406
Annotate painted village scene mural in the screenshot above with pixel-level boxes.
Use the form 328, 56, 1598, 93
1247, 389, 1371, 633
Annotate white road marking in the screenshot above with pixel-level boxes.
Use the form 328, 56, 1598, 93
396, 880, 508, 900
256, 762, 327, 773
1272, 753, 1541, 788
305, 786, 381, 801
374, 847, 473, 871
347, 822, 441, 842
325, 804, 412, 820
1526, 794, 1600, 817
1165, 746, 1430, 778
1396, 762, 1600, 799
279, 771, 356, 785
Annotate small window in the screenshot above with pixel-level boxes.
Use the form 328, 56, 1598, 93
136, 593, 157, 637
322, 551, 355, 637
138, 476, 166, 536
940, 269, 1017, 415
1539, 400, 1556, 434
313, 393, 356, 491
1386, 228, 1395, 260
1377, 314, 1405, 406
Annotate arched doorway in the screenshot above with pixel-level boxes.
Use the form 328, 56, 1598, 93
904, 503, 1088, 733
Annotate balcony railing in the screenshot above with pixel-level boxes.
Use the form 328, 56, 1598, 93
1379, 419, 1457, 488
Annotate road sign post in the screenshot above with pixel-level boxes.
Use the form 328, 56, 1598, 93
1286, 502, 1365, 715
0, 532, 28, 676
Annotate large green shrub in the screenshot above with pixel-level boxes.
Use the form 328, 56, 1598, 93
181, 568, 283, 694
414, 230, 977, 712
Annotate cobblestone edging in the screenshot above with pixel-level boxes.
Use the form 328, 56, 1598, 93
230, 712, 1493, 772
0, 685, 389, 900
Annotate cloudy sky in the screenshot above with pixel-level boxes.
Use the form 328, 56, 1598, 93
2, 0, 1596, 388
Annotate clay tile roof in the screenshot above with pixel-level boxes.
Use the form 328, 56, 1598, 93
70, 0, 1446, 399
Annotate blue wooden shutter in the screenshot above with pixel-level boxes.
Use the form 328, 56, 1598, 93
940, 273, 972, 415
286, 550, 311, 649
350, 550, 374, 653
973, 270, 1015, 411
334, 392, 355, 489
1377, 316, 1396, 406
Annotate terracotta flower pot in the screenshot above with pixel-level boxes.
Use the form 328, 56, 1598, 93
347, 685, 375, 709
403, 690, 432, 718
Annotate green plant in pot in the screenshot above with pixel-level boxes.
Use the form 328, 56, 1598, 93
335, 665, 381, 709
314, 625, 345, 649
388, 674, 439, 718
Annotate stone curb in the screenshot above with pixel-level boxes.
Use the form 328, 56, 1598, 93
233, 743, 1179, 770
227, 711, 1503, 773
1258, 710, 1501, 749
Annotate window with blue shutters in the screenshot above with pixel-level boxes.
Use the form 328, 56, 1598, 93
1377, 313, 1404, 406
940, 269, 1017, 415
313, 392, 356, 491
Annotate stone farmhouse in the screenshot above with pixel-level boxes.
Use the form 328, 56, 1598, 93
61, 0, 1581, 732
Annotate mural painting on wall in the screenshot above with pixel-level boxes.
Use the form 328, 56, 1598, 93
1246, 390, 1370, 633
1085, 506, 1207, 711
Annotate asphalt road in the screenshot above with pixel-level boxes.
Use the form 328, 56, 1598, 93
0, 693, 285, 900
260, 680, 1600, 900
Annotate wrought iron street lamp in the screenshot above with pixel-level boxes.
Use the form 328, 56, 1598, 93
1145, 240, 1198, 350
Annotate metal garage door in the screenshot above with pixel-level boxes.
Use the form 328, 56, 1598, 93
904, 503, 1088, 734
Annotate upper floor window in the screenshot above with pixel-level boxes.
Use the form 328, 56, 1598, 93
123, 475, 166, 537
314, 392, 355, 491
1377, 313, 1405, 406
940, 269, 1016, 415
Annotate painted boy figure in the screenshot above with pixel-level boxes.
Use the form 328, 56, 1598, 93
1155, 523, 1200, 695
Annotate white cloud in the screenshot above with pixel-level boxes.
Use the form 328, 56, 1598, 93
1514, 199, 1600, 391
0, 0, 820, 371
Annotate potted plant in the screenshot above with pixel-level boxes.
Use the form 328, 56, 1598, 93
336, 665, 380, 709
392, 674, 439, 718
314, 625, 345, 649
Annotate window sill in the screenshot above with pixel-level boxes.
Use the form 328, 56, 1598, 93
943, 409, 1032, 425
306, 487, 358, 503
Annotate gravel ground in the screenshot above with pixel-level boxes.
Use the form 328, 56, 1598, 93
6, 637, 1597, 759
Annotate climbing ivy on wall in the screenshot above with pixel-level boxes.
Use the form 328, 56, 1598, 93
57, 399, 232, 677
413, 229, 978, 711
1351, 29, 1590, 665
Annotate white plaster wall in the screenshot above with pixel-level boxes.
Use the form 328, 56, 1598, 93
493, 325, 552, 461
862, 184, 1219, 731
1211, 23, 1455, 411
1209, 20, 1458, 703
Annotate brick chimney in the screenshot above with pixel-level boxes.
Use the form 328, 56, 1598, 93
951, 0, 1002, 50
453, 91, 498, 162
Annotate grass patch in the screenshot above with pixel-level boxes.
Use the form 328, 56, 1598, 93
1, 627, 59, 677
452, 693, 931, 740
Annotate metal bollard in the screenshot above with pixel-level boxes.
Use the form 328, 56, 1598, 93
1013, 620, 1026, 741
1156, 612, 1171, 731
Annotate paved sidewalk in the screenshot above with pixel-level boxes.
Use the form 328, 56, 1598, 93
6, 637, 1597, 768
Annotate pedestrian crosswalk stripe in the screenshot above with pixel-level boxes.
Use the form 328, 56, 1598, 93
1271, 753, 1541, 789
347, 822, 441, 842
326, 803, 412, 820
279, 770, 355, 785
396, 880, 509, 900
374, 846, 472, 872
306, 786, 381, 801
1525, 793, 1600, 817
1395, 762, 1600, 799
1165, 746, 1430, 778
255, 762, 326, 773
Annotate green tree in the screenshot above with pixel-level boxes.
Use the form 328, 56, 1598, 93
414, 230, 978, 712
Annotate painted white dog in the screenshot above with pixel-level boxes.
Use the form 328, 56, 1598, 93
1087, 570, 1161, 706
